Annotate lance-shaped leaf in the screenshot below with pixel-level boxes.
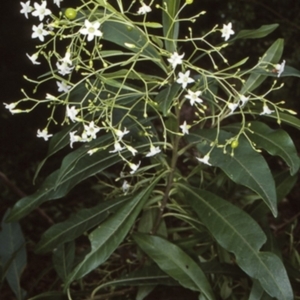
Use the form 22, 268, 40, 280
233, 24, 279, 40
225, 121, 300, 175
35, 197, 129, 254
64, 176, 161, 288
262, 112, 300, 130
133, 233, 216, 300
187, 129, 277, 216
180, 185, 293, 300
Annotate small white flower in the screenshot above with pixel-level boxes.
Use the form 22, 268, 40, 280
221, 22, 235, 41
3, 102, 18, 114
185, 89, 203, 106
176, 70, 195, 89
122, 180, 130, 194
32, 1, 51, 21
26, 53, 41, 65
109, 142, 125, 153
53, 0, 63, 7
167, 52, 184, 69
69, 131, 81, 148
37, 128, 53, 141
45, 93, 57, 100
239, 95, 249, 107
180, 121, 190, 135
20, 1, 33, 18
32, 23, 49, 42
196, 155, 212, 166
275, 60, 286, 77
61, 52, 72, 65
84, 121, 101, 139
87, 148, 99, 156
56, 62, 73, 76
80, 20, 103, 42
228, 102, 239, 114
146, 145, 161, 157
129, 161, 141, 174
127, 146, 138, 156
260, 104, 274, 115
66, 106, 78, 122
115, 128, 130, 141
137, 3, 152, 15
57, 81, 71, 93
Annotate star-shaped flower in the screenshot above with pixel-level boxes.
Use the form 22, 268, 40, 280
180, 121, 190, 135
146, 145, 161, 157
115, 128, 130, 141
221, 22, 235, 41
84, 121, 101, 139
53, 0, 63, 7
176, 70, 195, 89
127, 146, 138, 156
80, 20, 103, 42
239, 95, 249, 107
37, 128, 53, 141
260, 104, 274, 115
137, 3, 152, 15
32, 23, 49, 42
185, 89, 203, 106
109, 142, 125, 153
69, 131, 81, 148
129, 161, 141, 174
66, 106, 78, 122
196, 154, 211, 166
3, 102, 18, 114
228, 102, 239, 114
32, 1, 51, 21
275, 60, 286, 77
57, 81, 71, 93
20, 1, 33, 19
26, 53, 41, 65
168, 52, 184, 69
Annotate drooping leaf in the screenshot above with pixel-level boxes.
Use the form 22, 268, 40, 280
233, 24, 279, 40
35, 196, 129, 254
133, 233, 216, 300
180, 185, 293, 300
187, 129, 277, 216
64, 176, 162, 288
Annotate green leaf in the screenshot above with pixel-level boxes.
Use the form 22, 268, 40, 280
225, 121, 300, 175
27, 291, 67, 300
35, 196, 129, 254
241, 39, 283, 93
265, 112, 300, 130
64, 176, 162, 288
52, 241, 75, 281
133, 233, 215, 300
0, 210, 27, 300
180, 185, 293, 300
233, 24, 279, 40
187, 129, 277, 216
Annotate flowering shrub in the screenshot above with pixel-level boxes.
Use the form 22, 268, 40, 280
2, 0, 300, 299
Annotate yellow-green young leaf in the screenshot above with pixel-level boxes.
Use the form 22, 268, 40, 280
133, 233, 216, 300
180, 185, 293, 300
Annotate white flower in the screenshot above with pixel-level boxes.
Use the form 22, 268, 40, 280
80, 20, 103, 42
32, 1, 51, 21
66, 106, 78, 122
196, 155, 211, 166
3, 102, 19, 114
221, 22, 235, 41
53, 0, 63, 7
109, 142, 125, 153
56, 62, 73, 76
275, 60, 286, 77
168, 52, 184, 69
46, 93, 56, 100
61, 52, 72, 65
180, 121, 190, 135
69, 131, 81, 148
37, 128, 53, 141
20, 1, 33, 18
84, 121, 101, 139
239, 95, 249, 107
57, 81, 71, 93
185, 89, 203, 106
127, 146, 138, 156
228, 102, 239, 114
87, 148, 99, 155
26, 53, 41, 65
146, 145, 161, 157
137, 3, 152, 15
32, 23, 49, 42
260, 104, 274, 115
129, 161, 141, 174
176, 70, 195, 89
122, 180, 130, 194
115, 128, 129, 141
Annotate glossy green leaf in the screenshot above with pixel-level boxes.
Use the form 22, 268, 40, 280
180, 185, 293, 300
187, 129, 277, 216
133, 233, 215, 300
241, 39, 283, 93
233, 24, 279, 40
225, 121, 300, 175
275, 171, 298, 203
265, 112, 300, 130
52, 241, 75, 281
35, 197, 129, 254
64, 176, 161, 287
0, 210, 27, 300
136, 285, 156, 300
